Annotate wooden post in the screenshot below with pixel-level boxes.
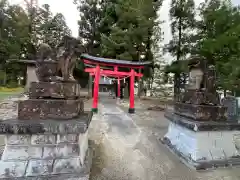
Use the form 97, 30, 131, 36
92, 65, 100, 113
129, 69, 135, 113
117, 78, 121, 98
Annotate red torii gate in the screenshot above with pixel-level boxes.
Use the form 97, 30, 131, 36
81, 54, 152, 113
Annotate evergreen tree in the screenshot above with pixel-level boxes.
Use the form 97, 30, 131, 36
100, 0, 162, 62
194, 0, 240, 94
74, 0, 102, 55
165, 0, 195, 99
0, 0, 71, 86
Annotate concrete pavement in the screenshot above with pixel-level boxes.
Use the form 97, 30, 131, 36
89, 97, 240, 180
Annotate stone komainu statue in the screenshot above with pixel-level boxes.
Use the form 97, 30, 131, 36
35, 36, 86, 82
56, 36, 86, 81
181, 56, 220, 105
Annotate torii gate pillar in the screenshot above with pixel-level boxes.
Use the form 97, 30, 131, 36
92, 65, 100, 113
128, 69, 135, 113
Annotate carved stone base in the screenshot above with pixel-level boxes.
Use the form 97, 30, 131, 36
0, 135, 92, 179
181, 90, 220, 105
162, 111, 240, 170
29, 82, 81, 99
174, 102, 227, 121
0, 112, 92, 134
18, 99, 84, 120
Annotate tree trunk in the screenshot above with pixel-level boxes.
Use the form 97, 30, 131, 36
174, 14, 182, 101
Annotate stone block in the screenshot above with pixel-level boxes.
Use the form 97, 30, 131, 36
79, 132, 88, 165
210, 148, 225, 160
18, 99, 84, 120
25, 159, 53, 176
34, 174, 90, 180
53, 157, 82, 174
31, 135, 56, 145
29, 82, 81, 99
1, 145, 42, 161
174, 102, 227, 121
163, 120, 240, 169
0, 161, 27, 178
0, 112, 92, 134
57, 134, 78, 144
6, 135, 31, 145
43, 144, 80, 159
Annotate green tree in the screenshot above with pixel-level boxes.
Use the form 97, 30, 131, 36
194, 0, 240, 94
74, 0, 102, 55
165, 0, 195, 99
101, 0, 162, 62
0, 1, 71, 86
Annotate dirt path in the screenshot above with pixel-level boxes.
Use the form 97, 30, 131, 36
88, 97, 240, 180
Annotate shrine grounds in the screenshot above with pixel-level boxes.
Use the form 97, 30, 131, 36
1, 93, 240, 179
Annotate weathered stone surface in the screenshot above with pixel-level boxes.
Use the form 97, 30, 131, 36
78, 131, 88, 165
53, 158, 82, 174
25, 160, 53, 176
1, 145, 42, 161
6, 135, 31, 145
174, 102, 227, 121
35, 61, 58, 82
163, 120, 240, 169
0, 161, 27, 178
34, 175, 89, 180
0, 174, 90, 180
165, 111, 240, 131
31, 135, 56, 145
18, 99, 84, 120
0, 112, 92, 134
57, 134, 78, 144
43, 144, 80, 159
29, 82, 81, 99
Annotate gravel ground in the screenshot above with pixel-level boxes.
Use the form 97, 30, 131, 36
89, 96, 240, 180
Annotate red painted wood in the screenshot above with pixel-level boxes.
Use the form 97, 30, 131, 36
129, 69, 135, 109
85, 68, 143, 77
117, 78, 120, 98
83, 59, 145, 69
93, 65, 100, 110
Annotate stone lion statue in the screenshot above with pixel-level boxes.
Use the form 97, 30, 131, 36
36, 36, 86, 82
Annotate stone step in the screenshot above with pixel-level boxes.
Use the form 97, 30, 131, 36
18, 99, 84, 120
0, 148, 92, 179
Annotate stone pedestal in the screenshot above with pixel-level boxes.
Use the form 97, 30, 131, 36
0, 80, 92, 179
18, 99, 84, 120
174, 102, 227, 121
162, 111, 240, 170
29, 82, 81, 99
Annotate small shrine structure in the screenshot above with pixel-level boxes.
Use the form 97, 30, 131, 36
81, 54, 152, 113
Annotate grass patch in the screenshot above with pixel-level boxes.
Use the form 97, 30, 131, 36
0, 87, 24, 99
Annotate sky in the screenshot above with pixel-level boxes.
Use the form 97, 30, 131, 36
10, 0, 240, 62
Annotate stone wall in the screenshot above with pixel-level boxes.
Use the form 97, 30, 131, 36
0, 132, 90, 179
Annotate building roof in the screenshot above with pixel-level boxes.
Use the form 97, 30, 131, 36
81, 54, 152, 67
